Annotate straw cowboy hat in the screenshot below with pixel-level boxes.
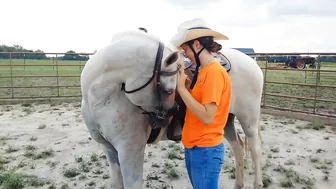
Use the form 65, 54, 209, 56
170, 18, 229, 48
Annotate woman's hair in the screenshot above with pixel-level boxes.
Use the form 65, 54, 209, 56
198, 36, 222, 52
188, 36, 222, 53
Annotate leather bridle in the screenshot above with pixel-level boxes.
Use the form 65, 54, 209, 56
121, 41, 181, 129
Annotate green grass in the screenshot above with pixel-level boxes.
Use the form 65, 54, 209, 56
0, 59, 335, 116
0, 59, 84, 98
258, 61, 336, 116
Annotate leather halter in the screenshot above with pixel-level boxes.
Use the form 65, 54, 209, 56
120, 41, 181, 128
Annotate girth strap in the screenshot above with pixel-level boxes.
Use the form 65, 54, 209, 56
147, 128, 161, 144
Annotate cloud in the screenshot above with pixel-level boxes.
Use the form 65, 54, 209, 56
268, 0, 336, 17
164, 0, 222, 10
205, 0, 336, 52
0, 0, 335, 53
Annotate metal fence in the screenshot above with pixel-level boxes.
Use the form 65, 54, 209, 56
0, 52, 89, 100
255, 52, 336, 118
0, 52, 335, 118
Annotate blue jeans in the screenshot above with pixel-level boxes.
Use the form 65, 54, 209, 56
184, 142, 225, 189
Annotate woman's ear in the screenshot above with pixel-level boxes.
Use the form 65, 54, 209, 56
194, 40, 202, 51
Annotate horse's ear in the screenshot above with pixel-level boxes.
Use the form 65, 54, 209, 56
164, 51, 180, 67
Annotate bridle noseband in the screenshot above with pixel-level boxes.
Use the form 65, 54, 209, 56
121, 41, 181, 128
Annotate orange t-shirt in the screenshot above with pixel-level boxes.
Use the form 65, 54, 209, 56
182, 61, 232, 149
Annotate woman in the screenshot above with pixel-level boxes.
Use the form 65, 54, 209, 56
170, 18, 232, 189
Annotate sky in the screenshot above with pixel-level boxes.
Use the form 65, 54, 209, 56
1, 0, 336, 54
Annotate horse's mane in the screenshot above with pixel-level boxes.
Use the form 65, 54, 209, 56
110, 30, 179, 53
110, 30, 160, 45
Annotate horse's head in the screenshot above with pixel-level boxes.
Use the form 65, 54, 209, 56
120, 31, 183, 128
154, 46, 182, 113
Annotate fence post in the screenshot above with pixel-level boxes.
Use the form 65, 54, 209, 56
313, 54, 321, 114
9, 53, 14, 99
53, 57, 55, 71
304, 66, 307, 83
56, 54, 60, 97
23, 53, 26, 70
317, 58, 321, 83
262, 54, 268, 107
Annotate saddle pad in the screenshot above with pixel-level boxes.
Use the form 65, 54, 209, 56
216, 52, 231, 72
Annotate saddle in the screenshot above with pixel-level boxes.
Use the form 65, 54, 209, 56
147, 52, 232, 144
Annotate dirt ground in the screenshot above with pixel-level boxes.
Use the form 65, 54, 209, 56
0, 102, 335, 189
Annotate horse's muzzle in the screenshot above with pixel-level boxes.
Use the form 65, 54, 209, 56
143, 101, 179, 129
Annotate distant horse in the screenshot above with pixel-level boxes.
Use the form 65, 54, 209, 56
80, 30, 264, 189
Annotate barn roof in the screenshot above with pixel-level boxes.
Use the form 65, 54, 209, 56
233, 48, 255, 55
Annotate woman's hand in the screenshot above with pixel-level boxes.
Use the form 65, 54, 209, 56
177, 70, 189, 90
185, 77, 191, 89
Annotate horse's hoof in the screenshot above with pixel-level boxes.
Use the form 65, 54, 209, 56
233, 184, 244, 189
254, 182, 263, 189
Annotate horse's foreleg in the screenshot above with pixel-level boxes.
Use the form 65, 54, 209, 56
82, 100, 124, 188
103, 145, 124, 189
238, 116, 263, 189
115, 134, 146, 189
224, 114, 245, 189
115, 142, 146, 189
87, 131, 124, 188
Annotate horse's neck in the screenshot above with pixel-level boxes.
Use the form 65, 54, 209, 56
81, 33, 161, 105
81, 47, 152, 101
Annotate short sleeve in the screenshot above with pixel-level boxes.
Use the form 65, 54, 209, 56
201, 69, 225, 106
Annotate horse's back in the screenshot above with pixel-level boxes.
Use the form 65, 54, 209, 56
220, 48, 262, 79
220, 48, 264, 117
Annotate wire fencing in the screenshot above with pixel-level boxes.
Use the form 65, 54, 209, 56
0, 51, 335, 118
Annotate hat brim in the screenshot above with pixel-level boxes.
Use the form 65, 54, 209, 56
170, 29, 229, 48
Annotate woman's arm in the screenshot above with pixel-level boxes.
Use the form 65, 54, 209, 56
177, 87, 218, 125
176, 63, 226, 125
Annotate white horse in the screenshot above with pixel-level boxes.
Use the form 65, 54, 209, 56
80, 30, 264, 189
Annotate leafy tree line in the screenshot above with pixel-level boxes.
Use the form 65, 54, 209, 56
256, 55, 336, 63
2, 44, 335, 63
0, 44, 90, 61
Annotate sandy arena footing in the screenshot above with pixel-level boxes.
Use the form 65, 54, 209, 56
0, 102, 335, 189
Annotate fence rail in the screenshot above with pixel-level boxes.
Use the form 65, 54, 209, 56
0, 51, 335, 118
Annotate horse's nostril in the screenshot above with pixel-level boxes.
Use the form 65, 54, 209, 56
166, 89, 174, 94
